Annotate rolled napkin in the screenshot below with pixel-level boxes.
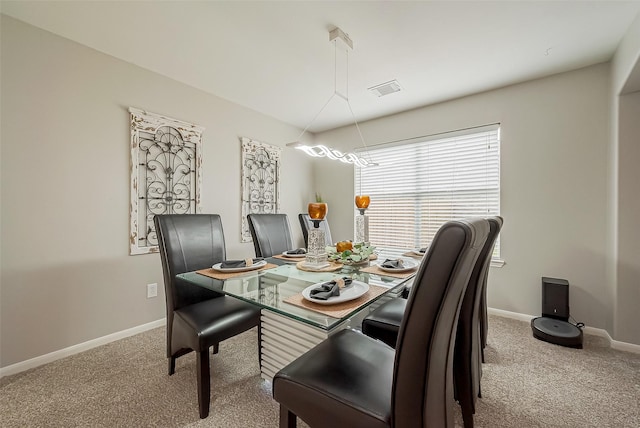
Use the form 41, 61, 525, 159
309, 277, 353, 301
381, 258, 405, 269
220, 258, 263, 268
286, 248, 307, 255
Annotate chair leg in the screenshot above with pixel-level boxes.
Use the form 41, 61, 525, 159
196, 350, 211, 419
461, 403, 474, 428
279, 405, 297, 428
168, 357, 176, 375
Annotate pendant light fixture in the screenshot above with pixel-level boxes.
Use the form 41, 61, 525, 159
287, 27, 377, 168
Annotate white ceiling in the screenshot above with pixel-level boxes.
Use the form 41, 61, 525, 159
2, 1, 640, 133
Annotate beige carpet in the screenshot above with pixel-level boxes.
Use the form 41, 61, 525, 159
1, 315, 639, 427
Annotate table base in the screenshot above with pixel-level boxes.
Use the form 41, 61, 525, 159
259, 285, 405, 381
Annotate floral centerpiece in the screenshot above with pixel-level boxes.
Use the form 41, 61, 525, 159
326, 241, 376, 265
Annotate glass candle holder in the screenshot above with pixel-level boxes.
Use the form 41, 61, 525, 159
355, 195, 370, 209
355, 195, 370, 244
355, 213, 369, 245
306, 202, 329, 268
308, 202, 328, 228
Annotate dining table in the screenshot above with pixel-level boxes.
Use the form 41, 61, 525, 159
176, 248, 421, 381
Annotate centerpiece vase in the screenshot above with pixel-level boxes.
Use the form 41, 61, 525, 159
355, 211, 369, 245
354, 195, 370, 245
306, 202, 329, 268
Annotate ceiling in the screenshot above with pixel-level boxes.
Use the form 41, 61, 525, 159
2, 1, 640, 133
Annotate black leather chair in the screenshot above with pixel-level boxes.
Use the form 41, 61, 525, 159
361, 217, 503, 428
273, 218, 489, 428
298, 213, 333, 247
154, 214, 261, 419
247, 213, 294, 258
453, 216, 503, 427
480, 289, 488, 359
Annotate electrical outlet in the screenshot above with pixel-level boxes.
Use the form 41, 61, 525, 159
147, 283, 158, 298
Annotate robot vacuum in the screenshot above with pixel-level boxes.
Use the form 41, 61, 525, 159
531, 316, 583, 349
530, 277, 584, 349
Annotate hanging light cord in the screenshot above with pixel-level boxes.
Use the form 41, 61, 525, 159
291, 35, 377, 167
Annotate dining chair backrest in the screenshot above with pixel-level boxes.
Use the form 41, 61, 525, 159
451, 216, 503, 427
247, 213, 294, 258
154, 214, 226, 313
298, 213, 333, 247
392, 218, 489, 427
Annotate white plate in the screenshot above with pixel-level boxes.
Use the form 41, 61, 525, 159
281, 250, 307, 258
212, 260, 267, 273
378, 257, 419, 273
412, 248, 428, 256
301, 280, 369, 305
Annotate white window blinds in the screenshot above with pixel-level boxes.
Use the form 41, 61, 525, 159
355, 124, 501, 260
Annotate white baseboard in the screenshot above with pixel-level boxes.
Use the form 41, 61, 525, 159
487, 307, 640, 354
0, 318, 165, 378
609, 338, 640, 353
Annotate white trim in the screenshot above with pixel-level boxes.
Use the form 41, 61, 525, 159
487, 307, 536, 322
0, 318, 165, 378
487, 307, 640, 354
490, 259, 505, 268
610, 338, 640, 353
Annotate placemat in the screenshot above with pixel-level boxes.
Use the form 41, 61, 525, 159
295, 261, 343, 272
272, 254, 303, 262
360, 264, 417, 279
283, 283, 389, 318
196, 263, 278, 280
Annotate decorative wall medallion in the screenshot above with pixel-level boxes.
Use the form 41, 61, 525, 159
241, 137, 281, 242
129, 107, 204, 255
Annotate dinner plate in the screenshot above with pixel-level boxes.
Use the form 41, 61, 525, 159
378, 257, 419, 273
281, 250, 307, 258
301, 280, 369, 305
412, 248, 428, 256
212, 260, 267, 273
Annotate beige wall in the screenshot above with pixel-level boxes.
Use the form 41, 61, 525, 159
611, 13, 640, 345
0, 16, 315, 367
616, 92, 640, 344
315, 64, 617, 338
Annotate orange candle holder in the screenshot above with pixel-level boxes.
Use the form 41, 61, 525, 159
308, 202, 328, 228
355, 196, 370, 244
355, 195, 370, 209
355, 195, 370, 215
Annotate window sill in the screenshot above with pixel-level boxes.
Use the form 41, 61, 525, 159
490, 259, 505, 268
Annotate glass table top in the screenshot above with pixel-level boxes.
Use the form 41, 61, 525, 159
177, 253, 417, 331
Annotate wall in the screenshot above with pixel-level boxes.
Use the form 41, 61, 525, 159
611, 13, 640, 346
315, 64, 617, 339
615, 92, 640, 344
0, 16, 315, 368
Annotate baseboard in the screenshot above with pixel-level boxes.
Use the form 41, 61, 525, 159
0, 318, 165, 378
487, 307, 640, 354
609, 338, 640, 353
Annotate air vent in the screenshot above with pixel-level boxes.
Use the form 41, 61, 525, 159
368, 80, 402, 97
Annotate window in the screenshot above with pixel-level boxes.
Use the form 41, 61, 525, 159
355, 124, 502, 264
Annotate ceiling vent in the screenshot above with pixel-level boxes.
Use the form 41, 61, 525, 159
368, 80, 402, 97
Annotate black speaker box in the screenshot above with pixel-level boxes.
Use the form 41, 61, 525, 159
541, 277, 569, 321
